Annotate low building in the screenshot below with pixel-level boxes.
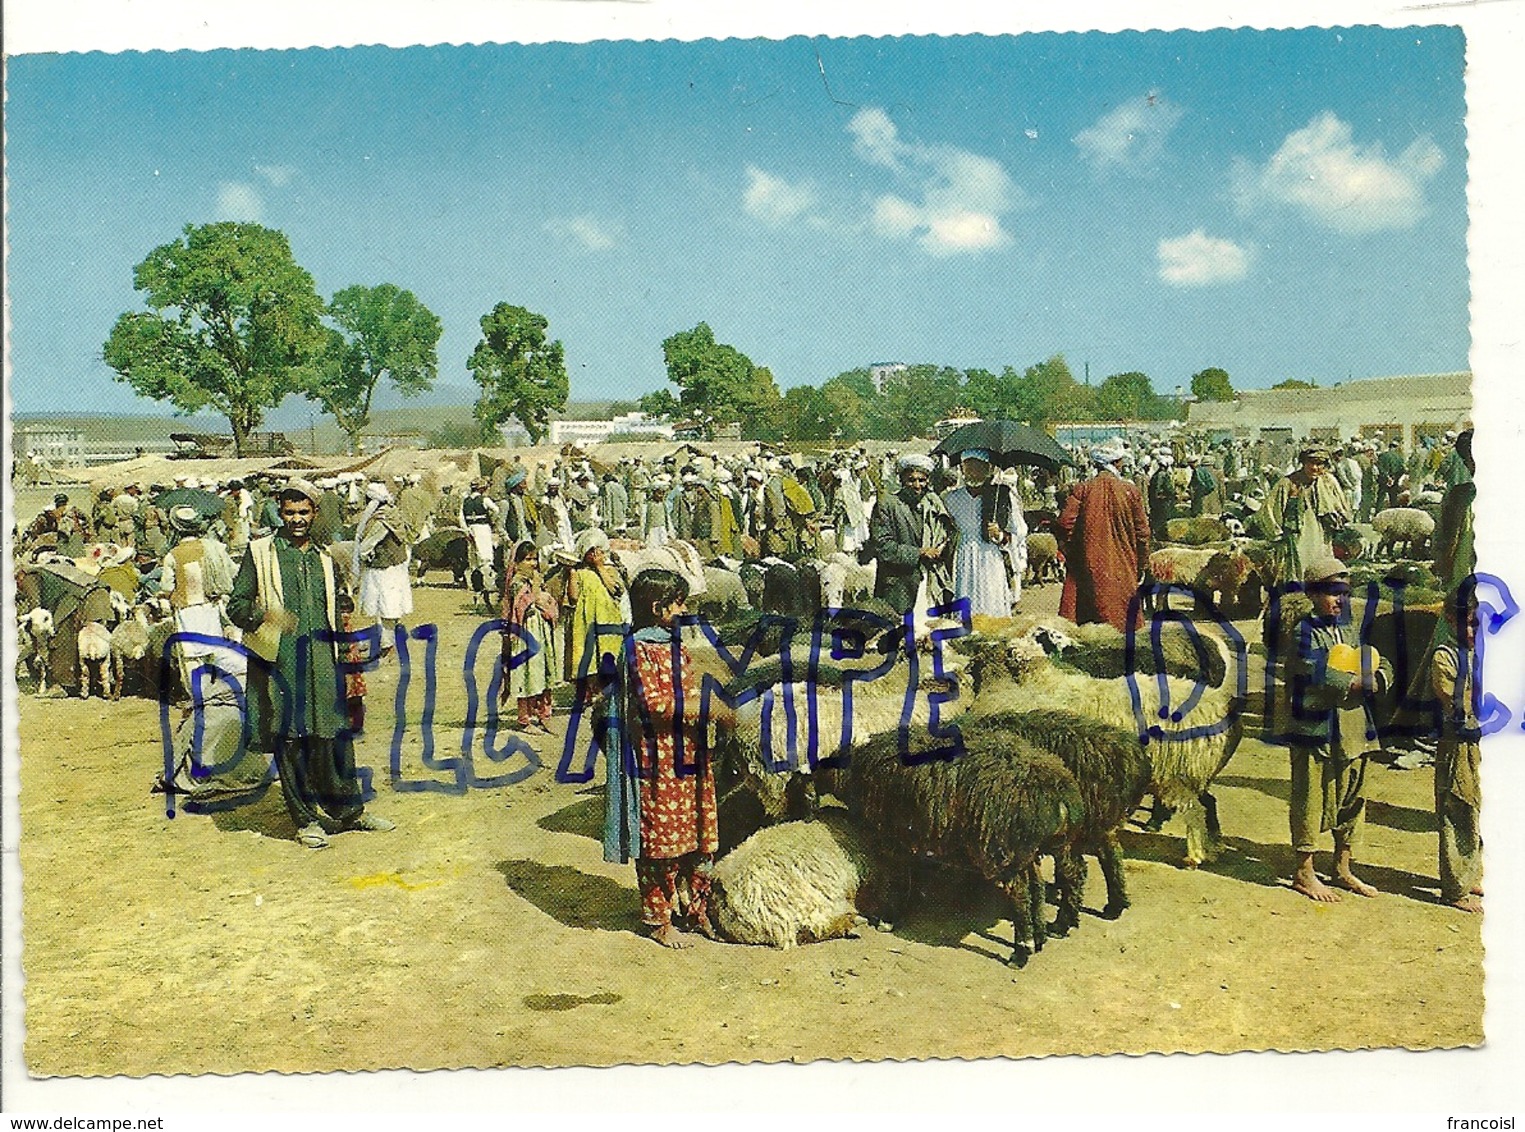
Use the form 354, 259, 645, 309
548, 412, 673, 447
18, 425, 86, 469
1185, 372, 1471, 452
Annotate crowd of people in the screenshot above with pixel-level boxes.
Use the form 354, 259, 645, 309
12, 418, 1482, 944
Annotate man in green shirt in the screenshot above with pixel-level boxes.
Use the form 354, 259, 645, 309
227, 479, 395, 850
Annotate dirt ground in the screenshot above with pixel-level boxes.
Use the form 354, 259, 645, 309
16, 581, 1482, 1077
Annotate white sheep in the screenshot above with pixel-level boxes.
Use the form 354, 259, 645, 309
698, 565, 750, 616
1372, 507, 1436, 559
969, 627, 1242, 867
816, 552, 876, 609
20, 608, 56, 696
710, 812, 875, 949
77, 621, 114, 700
109, 604, 156, 701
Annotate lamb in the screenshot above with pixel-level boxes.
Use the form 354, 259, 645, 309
1196, 544, 1263, 618
19, 608, 56, 696
822, 717, 1086, 967
710, 811, 878, 949
971, 611, 1229, 688
1372, 507, 1436, 559
109, 603, 156, 700
76, 620, 114, 700
980, 709, 1152, 919
967, 627, 1243, 868
1024, 532, 1062, 585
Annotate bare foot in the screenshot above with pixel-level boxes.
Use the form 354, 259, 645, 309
1451, 895, 1483, 914
649, 923, 691, 949
1293, 872, 1342, 903
690, 915, 721, 942
1471, 884, 1484, 897
1334, 871, 1378, 898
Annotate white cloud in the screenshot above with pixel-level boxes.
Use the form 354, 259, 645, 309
544, 214, 623, 251
1073, 93, 1184, 172
253, 164, 298, 187
743, 166, 818, 226
215, 181, 264, 223
1232, 111, 1445, 234
847, 107, 1021, 256
1158, 230, 1250, 287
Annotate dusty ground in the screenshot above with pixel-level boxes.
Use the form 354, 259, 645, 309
17, 581, 1482, 1077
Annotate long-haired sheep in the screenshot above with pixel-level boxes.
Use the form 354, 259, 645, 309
19, 608, 56, 696
109, 602, 159, 700
76, 620, 114, 700
717, 645, 964, 850
1372, 507, 1436, 559
967, 627, 1243, 868
823, 719, 1086, 967
983, 709, 1152, 919
961, 611, 1228, 689
1024, 532, 1062, 586
710, 811, 878, 949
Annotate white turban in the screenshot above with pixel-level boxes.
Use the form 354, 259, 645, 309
897, 453, 934, 473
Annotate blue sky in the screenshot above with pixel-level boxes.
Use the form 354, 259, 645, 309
5, 26, 1468, 417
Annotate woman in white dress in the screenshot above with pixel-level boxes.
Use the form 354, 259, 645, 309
942, 449, 1027, 619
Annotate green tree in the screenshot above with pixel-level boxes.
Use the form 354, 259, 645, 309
468, 303, 569, 444
316, 284, 442, 454
1017, 355, 1092, 424
102, 222, 327, 456
660, 323, 782, 437
821, 370, 874, 438
1190, 367, 1235, 402
871, 365, 965, 438
1092, 371, 1158, 421
637, 388, 681, 420
778, 385, 835, 441
1272, 378, 1318, 390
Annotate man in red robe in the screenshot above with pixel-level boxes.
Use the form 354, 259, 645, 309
1058, 446, 1151, 632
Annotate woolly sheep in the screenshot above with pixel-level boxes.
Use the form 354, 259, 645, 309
20, 608, 56, 696
109, 604, 156, 701
985, 709, 1152, 919
697, 565, 751, 617
1025, 532, 1062, 585
77, 621, 114, 700
816, 552, 877, 609
968, 628, 1243, 867
823, 717, 1086, 967
1372, 507, 1436, 559
710, 811, 877, 949
962, 611, 1229, 689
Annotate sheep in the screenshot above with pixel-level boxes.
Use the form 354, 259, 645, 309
76, 620, 114, 700
109, 603, 157, 700
720, 646, 965, 845
821, 717, 1086, 967
979, 710, 1152, 920
1196, 544, 1263, 618
710, 811, 878, 949
1147, 546, 1221, 589
697, 565, 751, 617
1372, 507, 1436, 560
19, 608, 56, 696
1163, 517, 1232, 546
1024, 532, 1063, 586
816, 552, 876, 609
967, 627, 1243, 868
613, 539, 708, 597
969, 611, 1229, 689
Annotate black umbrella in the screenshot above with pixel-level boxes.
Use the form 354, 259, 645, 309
152, 487, 227, 520
933, 420, 1074, 473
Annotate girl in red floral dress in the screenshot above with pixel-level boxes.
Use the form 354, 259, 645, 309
623, 569, 734, 948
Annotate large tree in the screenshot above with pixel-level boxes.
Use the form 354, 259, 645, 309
102, 222, 327, 456
1093, 371, 1163, 421
660, 322, 781, 437
316, 284, 442, 454
1190, 366, 1236, 403
467, 303, 569, 444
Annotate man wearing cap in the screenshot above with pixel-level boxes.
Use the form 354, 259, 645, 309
354, 482, 415, 645
24, 492, 92, 556
1375, 438, 1406, 511
227, 479, 393, 849
461, 479, 501, 591
942, 448, 1026, 618
867, 453, 953, 615
160, 504, 240, 691
496, 466, 537, 547
1271, 556, 1391, 902
1057, 445, 1151, 632
1263, 444, 1353, 586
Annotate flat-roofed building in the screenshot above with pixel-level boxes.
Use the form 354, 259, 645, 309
1186, 372, 1471, 453
18, 425, 85, 469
